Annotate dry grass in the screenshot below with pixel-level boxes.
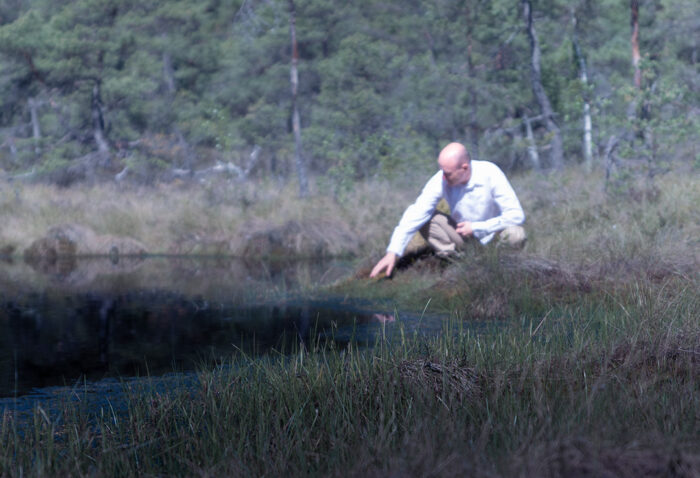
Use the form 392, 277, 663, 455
0, 163, 697, 263
513, 167, 700, 267
0, 179, 373, 256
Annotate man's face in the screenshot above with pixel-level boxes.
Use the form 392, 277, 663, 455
440, 160, 471, 187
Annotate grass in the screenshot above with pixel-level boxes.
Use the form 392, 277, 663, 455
0, 163, 698, 476
0, 274, 697, 477
0, 164, 454, 257
0, 176, 411, 256
2, 164, 696, 260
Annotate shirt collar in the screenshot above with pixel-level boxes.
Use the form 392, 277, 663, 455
464, 161, 484, 190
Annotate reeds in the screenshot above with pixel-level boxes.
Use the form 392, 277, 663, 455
0, 271, 697, 477
0, 164, 698, 476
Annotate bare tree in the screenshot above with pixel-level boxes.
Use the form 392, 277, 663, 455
288, 0, 308, 198
28, 97, 42, 156
522, 0, 564, 169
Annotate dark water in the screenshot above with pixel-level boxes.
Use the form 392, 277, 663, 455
0, 256, 445, 401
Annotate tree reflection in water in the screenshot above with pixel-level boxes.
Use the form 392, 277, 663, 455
0, 257, 403, 398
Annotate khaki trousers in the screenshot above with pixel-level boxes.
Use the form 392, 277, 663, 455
418, 212, 526, 256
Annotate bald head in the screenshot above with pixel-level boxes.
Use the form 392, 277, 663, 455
438, 142, 469, 168
438, 142, 471, 186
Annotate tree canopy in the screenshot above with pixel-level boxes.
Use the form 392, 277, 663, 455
0, 0, 697, 186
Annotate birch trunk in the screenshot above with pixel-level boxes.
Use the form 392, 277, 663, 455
571, 10, 594, 169
627, 0, 642, 120
582, 101, 593, 167
630, 0, 642, 89
522, 0, 563, 169
289, 0, 309, 198
28, 97, 42, 156
523, 114, 540, 170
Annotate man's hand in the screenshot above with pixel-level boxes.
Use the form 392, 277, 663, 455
370, 252, 397, 278
455, 221, 473, 238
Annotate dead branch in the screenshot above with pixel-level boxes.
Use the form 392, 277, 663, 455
192, 145, 261, 181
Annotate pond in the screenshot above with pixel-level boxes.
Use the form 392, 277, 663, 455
0, 255, 447, 402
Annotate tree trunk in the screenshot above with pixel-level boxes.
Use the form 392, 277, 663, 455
571, 9, 594, 169
465, 5, 479, 161
523, 114, 540, 170
630, 0, 642, 89
162, 49, 196, 171
288, 0, 309, 198
28, 97, 42, 156
162, 50, 176, 95
522, 0, 563, 169
91, 83, 110, 155
603, 135, 619, 191
582, 100, 593, 167
627, 0, 642, 120
5, 135, 18, 165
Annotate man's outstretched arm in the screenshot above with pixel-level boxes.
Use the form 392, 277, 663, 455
370, 252, 397, 278
371, 171, 443, 278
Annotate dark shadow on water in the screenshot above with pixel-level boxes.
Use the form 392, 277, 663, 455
0, 256, 456, 401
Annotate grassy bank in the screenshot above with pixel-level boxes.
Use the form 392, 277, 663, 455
0, 165, 698, 476
0, 269, 697, 477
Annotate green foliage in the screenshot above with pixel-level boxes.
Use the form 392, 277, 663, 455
602, 57, 696, 194
0, 0, 696, 183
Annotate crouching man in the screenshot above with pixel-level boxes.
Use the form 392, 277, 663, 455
370, 142, 526, 278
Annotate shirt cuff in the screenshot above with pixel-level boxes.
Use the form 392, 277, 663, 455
470, 221, 490, 239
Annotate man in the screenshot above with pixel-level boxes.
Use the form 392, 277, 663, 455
370, 142, 526, 278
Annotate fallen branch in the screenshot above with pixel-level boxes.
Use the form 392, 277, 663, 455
6, 167, 37, 182
192, 145, 261, 181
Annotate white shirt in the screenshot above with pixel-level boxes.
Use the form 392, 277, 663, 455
386, 160, 525, 256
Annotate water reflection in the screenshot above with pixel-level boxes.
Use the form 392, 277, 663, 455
0, 257, 415, 398
372, 313, 396, 324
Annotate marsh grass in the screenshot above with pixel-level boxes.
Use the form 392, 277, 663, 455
0, 164, 698, 476
0, 164, 697, 261
0, 269, 697, 477
0, 177, 407, 257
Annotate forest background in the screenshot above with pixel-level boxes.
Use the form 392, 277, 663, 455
0, 0, 697, 196
0, 3, 699, 475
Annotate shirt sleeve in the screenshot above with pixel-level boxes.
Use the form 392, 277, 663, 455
470, 165, 525, 241
386, 172, 443, 256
